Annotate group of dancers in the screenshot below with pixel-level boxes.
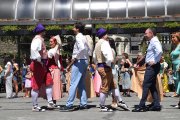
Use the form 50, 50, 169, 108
29, 22, 180, 112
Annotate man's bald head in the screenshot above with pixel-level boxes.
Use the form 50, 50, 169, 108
145, 28, 156, 40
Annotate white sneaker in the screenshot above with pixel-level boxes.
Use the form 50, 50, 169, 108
174, 105, 180, 109
47, 102, 54, 109
100, 105, 113, 112
32, 106, 45, 112
118, 101, 130, 111
47, 102, 60, 109
53, 104, 60, 109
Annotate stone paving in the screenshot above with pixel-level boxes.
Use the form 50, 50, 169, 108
0, 92, 179, 120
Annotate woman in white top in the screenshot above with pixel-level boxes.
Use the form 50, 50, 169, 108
4, 57, 13, 98
47, 35, 63, 108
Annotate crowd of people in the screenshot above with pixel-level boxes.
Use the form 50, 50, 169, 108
0, 22, 179, 112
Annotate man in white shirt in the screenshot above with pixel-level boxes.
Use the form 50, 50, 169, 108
30, 23, 53, 112
60, 22, 90, 111
93, 28, 129, 112
132, 28, 163, 112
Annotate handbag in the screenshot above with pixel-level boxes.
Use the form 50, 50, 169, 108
93, 70, 101, 94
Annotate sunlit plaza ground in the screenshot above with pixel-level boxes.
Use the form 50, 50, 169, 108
0, 92, 179, 120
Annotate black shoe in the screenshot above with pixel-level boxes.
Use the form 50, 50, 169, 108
59, 106, 74, 112
100, 105, 113, 112
149, 106, 161, 111
146, 103, 154, 108
132, 106, 147, 112
146, 103, 154, 110
126, 94, 131, 97
79, 105, 88, 110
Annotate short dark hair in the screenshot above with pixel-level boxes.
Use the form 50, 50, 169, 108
74, 22, 85, 33
148, 28, 157, 36
109, 39, 117, 56
123, 53, 129, 59
4, 56, 12, 65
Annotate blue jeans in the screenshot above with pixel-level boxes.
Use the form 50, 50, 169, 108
66, 59, 88, 107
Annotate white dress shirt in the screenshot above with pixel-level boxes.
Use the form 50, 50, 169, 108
93, 40, 114, 67
72, 33, 90, 60
145, 36, 163, 64
30, 35, 42, 62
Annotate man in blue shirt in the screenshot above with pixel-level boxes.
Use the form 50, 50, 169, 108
132, 28, 163, 112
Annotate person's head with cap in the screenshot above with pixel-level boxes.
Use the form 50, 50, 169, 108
96, 28, 107, 40
33, 23, 45, 36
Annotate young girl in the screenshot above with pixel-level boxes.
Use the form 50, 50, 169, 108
121, 53, 132, 97
24, 66, 32, 98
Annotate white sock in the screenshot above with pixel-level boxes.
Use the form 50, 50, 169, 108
112, 88, 122, 102
100, 92, 107, 106
46, 85, 53, 103
31, 89, 39, 106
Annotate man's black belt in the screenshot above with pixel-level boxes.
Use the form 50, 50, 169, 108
146, 62, 160, 67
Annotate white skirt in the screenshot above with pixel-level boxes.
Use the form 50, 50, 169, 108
25, 79, 31, 88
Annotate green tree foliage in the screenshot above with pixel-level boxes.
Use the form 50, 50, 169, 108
0, 22, 179, 32
1, 26, 19, 31
95, 24, 113, 29
45, 25, 61, 30
64, 25, 74, 30
164, 22, 180, 28
27, 25, 36, 31
120, 23, 157, 28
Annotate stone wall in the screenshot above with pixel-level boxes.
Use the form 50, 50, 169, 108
0, 41, 17, 53
0, 40, 17, 65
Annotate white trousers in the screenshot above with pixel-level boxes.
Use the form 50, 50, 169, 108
5, 74, 13, 98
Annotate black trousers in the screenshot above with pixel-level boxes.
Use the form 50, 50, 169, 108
139, 63, 161, 107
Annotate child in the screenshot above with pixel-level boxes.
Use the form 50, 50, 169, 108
168, 68, 175, 92
24, 66, 32, 98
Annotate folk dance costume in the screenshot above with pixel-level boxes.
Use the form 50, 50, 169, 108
77, 35, 96, 99
93, 28, 129, 112
30, 24, 53, 112
60, 22, 90, 111
66, 33, 89, 109
47, 35, 64, 108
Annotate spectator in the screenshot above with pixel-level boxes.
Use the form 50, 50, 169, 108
12, 59, 19, 98
160, 56, 169, 96
21, 58, 28, 92
170, 32, 180, 109
24, 65, 32, 98
4, 57, 13, 98
121, 53, 132, 97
